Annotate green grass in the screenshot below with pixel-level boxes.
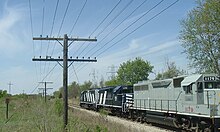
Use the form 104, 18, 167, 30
0, 96, 133, 132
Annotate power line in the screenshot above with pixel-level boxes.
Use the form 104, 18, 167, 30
77, 0, 179, 72
69, 0, 88, 35
77, 0, 134, 57
43, 0, 69, 85
90, 0, 165, 57
72, 65, 79, 84
96, 0, 180, 57
40, 0, 45, 56
83, 0, 149, 57
43, 0, 60, 83
41, 0, 46, 79
28, 0, 34, 55
51, 0, 71, 56
74, 0, 122, 55
90, 0, 122, 37
28, 0, 40, 82
45, 0, 60, 56
31, 64, 58, 94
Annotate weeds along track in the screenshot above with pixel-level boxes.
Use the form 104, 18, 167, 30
69, 105, 175, 132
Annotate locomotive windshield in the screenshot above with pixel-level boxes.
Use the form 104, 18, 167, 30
203, 76, 220, 89
204, 82, 220, 89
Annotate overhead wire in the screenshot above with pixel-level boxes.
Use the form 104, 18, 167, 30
69, 0, 88, 35
77, 0, 180, 73
77, 0, 134, 57
45, 0, 60, 56
96, 0, 180, 57
51, 0, 71, 56
75, 0, 151, 71
43, 0, 71, 84
83, 0, 149, 57
74, 0, 122, 55
30, 64, 58, 94
42, 0, 60, 82
90, 0, 165, 57
28, 0, 40, 83
41, 0, 46, 79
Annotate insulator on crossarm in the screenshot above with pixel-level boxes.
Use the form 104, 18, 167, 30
76, 56, 78, 59
88, 57, 90, 59
58, 56, 60, 59
94, 57, 96, 60
40, 35, 42, 38
70, 56, 72, 59
82, 57, 84, 59
39, 56, 41, 58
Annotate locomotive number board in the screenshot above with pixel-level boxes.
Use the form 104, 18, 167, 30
203, 76, 217, 81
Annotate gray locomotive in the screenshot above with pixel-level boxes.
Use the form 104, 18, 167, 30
80, 74, 220, 131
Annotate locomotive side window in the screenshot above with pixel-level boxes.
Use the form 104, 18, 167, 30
183, 84, 193, 94
134, 85, 148, 91
173, 77, 184, 88
141, 85, 149, 90
134, 86, 141, 91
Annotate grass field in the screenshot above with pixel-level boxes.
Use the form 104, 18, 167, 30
0, 96, 132, 132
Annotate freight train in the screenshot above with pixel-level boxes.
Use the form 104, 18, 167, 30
80, 74, 220, 131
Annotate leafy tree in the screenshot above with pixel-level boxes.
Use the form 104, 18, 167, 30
155, 60, 186, 80
179, 0, 220, 74
68, 81, 80, 99
105, 78, 119, 86
117, 57, 153, 85
54, 81, 92, 99
0, 90, 7, 98
79, 81, 92, 91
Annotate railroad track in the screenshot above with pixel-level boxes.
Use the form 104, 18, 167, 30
69, 104, 181, 132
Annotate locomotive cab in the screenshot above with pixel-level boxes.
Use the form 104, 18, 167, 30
180, 74, 220, 116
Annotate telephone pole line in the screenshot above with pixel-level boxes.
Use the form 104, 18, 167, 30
38, 81, 53, 102
32, 34, 97, 130
8, 82, 13, 95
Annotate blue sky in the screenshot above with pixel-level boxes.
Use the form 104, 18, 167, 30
0, 0, 196, 95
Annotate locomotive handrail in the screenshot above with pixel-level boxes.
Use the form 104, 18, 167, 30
176, 91, 182, 101
134, 99, 178, 112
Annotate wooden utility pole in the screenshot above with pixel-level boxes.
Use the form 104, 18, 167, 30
38, 81, 53, 102
5, 98, 10, 119
32, 34, 97, 130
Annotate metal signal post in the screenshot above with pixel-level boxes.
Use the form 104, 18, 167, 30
32, 34, 97, 130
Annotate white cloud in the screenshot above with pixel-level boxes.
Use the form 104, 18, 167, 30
0, 3, 28, 57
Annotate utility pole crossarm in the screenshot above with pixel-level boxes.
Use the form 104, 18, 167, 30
32, 58, 97, 62
33, 37, 63, 40
68, 38, 97, 42
33, 37, 97, 42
